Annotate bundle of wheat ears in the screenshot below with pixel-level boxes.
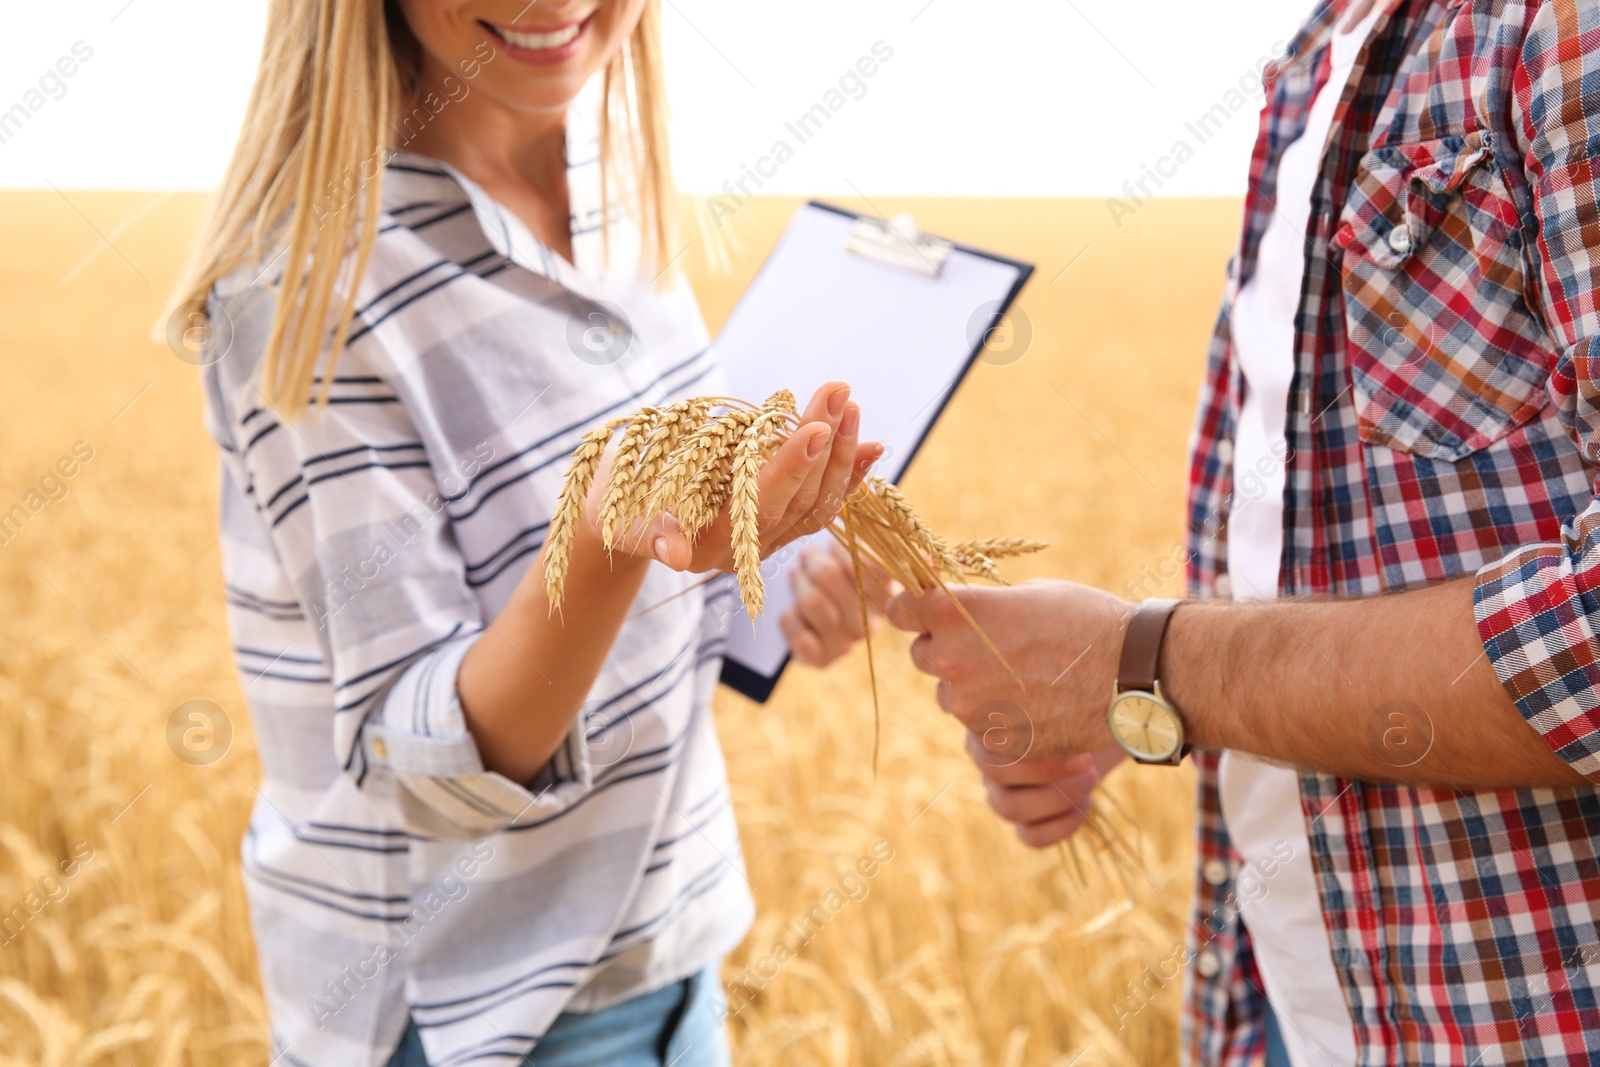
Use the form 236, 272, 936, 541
543, 389, 1141, 886
542, 388, 1048, 617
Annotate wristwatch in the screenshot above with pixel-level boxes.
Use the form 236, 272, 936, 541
1106, 598, 1190, 765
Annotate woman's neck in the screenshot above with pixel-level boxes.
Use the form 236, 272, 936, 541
403, 57, 575, 263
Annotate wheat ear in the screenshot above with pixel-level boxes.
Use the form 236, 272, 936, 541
729, 410, 788, 618
952, 539, 1047, 584
598, 407, 659, 552
545, 415, 630, 615
757, 389, 796, 460
646, 403, 723, 521
956, 549, 1006, 584
953, 538, 1048, 561
679, 410, 754, 542
615, 398, 707, 543
762, 388, 796, 415
872, 477, 966, 578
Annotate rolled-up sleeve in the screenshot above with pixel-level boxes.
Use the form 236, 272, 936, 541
366, 631, 596, 835
1476, 535, 1600, 776
221, 336, 593, 837
1473, 1, 1600, 777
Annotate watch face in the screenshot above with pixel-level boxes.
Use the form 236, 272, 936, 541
1107, 691, 1183, 762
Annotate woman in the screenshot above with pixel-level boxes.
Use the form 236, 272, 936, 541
169, 2, 882, 1064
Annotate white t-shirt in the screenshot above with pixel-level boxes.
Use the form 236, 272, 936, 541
1219, 5, 1379, 1064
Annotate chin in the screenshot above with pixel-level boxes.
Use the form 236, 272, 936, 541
478, 73, 592, 117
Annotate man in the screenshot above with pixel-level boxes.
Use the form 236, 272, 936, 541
890, 1, 1600, 1064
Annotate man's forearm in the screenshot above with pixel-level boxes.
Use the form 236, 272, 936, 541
1160, 577, 1589, 788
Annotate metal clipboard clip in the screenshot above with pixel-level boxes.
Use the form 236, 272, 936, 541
844, 212, 953, 279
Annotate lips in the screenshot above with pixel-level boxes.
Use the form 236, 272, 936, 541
480, 18, 584, 52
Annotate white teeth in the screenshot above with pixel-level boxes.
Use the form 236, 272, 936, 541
493, 22, 581, 50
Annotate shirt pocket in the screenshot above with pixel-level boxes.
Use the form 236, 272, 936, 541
1333, 130, 1555, 462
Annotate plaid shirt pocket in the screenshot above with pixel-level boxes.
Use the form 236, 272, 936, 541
1334, 130, 1555, 461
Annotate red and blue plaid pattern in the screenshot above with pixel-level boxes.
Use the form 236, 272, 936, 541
1183, 1, 1600, 1063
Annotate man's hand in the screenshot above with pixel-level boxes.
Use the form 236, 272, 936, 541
969, 736, 1126, 848
892, 574, 1587, 790
887, 580, 1132, 762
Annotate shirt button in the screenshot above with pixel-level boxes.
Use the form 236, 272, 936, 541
1203, 859, 1229, 886
1386, 225, 1412, 254
1197, 950, 1222, 978
1214, 575, 1233, 600
1216, 440, 1233, 466
373, 737, 388, 759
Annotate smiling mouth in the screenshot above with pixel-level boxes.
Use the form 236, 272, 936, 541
480, 18, 586, 51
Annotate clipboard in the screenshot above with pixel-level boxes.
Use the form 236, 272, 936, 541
709, 200, 1034, 702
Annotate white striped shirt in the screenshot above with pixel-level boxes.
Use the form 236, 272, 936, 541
200, 85, 752, 1067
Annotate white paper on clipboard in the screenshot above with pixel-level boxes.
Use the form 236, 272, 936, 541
709, 201, 1033, 702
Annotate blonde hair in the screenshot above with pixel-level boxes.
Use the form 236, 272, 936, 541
169, 0, 675, 416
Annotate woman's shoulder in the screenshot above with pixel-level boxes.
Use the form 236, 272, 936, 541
202, 246, 417, 435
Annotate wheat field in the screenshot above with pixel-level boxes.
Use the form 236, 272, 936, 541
0, 191, 1237, 1066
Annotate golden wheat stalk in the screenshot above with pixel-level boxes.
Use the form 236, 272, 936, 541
592, 408, 651, 549
648, 408, 739, 523
954, 537, 1049, 561
952, 538, 1048, 585
613, 398, 708, 546
957, 550, 1005, 584
544, 415, 631, 615
871, 477, 965, 578
678, 409, 756, 542
728, 435, 765, 617
841, 497, 882, 776
729, 406, 793, 618
545, 392, 1047, 689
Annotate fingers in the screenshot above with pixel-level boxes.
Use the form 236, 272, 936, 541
777, 381, 849, 517
774, 435, 884, 551
789, 389, 851, 509
790, 546, 857, 640
968, 734, 1093, 785
975, 750, 1103, 849
982, 778, 1093, 829
781, 546, 878, 667
796, 380, 850, 429
639, 512, 691, 571
847, 440, 884, 494
754, 419, 834, 533
783, 400, 864, 539
886, 590, 927, 632
886, 584, 975, 635
911, 633, 942, 679
1015, 810, 1091, 849
778, 608, 831, 667
964, 735, 1118, 849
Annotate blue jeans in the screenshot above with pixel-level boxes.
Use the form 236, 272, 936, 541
1263, 1002, 1291, 1067
385, 966, 729, 1067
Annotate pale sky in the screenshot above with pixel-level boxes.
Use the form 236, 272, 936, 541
0, 0, 1307, 196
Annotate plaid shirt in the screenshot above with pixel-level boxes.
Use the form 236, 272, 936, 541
1182, 1, 1600, 1063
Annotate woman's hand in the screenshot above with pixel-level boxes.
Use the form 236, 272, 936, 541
614, 381, 883, 575
780, 540, 900, 667
969, 738, 1125, 848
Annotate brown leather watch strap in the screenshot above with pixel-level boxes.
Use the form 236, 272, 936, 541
1117, 598, 1182, 693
